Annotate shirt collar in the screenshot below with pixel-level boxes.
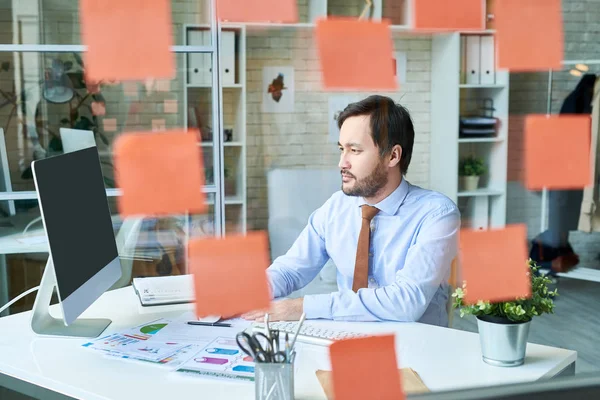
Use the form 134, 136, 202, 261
356, 178, 409, 215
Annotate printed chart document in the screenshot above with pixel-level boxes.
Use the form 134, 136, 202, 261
176, 336, 255, 382
81, 314, 254, 380
81, 332, 188, 362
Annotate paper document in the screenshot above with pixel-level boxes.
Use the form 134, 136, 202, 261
151, 312, 249, 344
104, 343, 204, 369
82, 332, 189, 362
176, 336, 255, 382
132, 275, 195, 306
82, 315, 252, 378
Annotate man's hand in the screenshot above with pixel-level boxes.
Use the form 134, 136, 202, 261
241, 298, 304, 322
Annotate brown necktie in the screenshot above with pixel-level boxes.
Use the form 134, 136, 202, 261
352, 205, 379, 292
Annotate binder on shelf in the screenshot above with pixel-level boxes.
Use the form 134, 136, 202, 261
465, 36, 481, 85
187, 29, 211, 86
460, 36, 467, 84
480, 35, 496, 85
221, 31, 236, 86
308, 0, 327, 23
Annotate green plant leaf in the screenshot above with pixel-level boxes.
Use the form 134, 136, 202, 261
92, 93, 106, 103
0, 61, 9, 71
72, 53, 84, 67
452, 259, 557, 322
63, 61, 73, 71
74, 116, 92, 130
459, 155, 486, 177
95, 129, 109, 146
67, 71, 87, 89
48, 137, 63, 152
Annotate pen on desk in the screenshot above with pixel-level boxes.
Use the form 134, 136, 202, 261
289, 313, 306, 353
186, 321, 232, 327
264, 313, 271, 340
285, 332, 290, 361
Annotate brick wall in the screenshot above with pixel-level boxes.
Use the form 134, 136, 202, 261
506, 0, 600, 268
245, 30, 433, 230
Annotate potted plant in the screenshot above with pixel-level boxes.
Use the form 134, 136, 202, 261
452, 259, 558, 367
459, 155, 486, 191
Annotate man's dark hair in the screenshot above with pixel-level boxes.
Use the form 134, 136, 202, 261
337, 95, 415, 174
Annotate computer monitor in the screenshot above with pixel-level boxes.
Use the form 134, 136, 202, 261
30, 147, 122, 338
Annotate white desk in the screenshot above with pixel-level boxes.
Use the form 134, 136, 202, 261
0, 227, 48, 317
0, 287, 576, 400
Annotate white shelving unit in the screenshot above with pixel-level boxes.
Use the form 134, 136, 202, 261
184, 23, 247, 236
234, 0, 412, 28
431, 30, 509, 231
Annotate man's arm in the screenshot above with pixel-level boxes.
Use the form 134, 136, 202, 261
303, 206, 460, 322
266, 204, 331, 299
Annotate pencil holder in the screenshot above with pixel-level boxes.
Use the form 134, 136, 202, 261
255, 362, 294, 400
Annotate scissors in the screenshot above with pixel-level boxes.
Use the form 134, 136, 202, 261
236, 332, 271, 362
236, 331, 287, 363
269, 330, 287, 363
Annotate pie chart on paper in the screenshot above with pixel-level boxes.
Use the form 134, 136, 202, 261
140, 323, 168, 335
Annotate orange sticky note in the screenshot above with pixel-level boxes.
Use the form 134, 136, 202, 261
460, 224, 531, 305
152, 119, 166, 132
330, 335, 404, 400
103, 118, 117, 132
495, 0, 563, 71
80, 0, 175, 81
164, 99, 177, 114
91, 101, 105, 116
316, 18, 396, 91
413, 0, 484, 31
188, 231, 271, 317
525, 115, 591, 190
113, 130, 206, 217
216, 0, 297, 23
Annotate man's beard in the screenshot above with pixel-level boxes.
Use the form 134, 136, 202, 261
341, 161, 388, 198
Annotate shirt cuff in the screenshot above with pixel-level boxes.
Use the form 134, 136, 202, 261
303, 294, 333, 319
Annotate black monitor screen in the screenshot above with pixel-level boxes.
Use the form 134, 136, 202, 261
33, 147, 118, 299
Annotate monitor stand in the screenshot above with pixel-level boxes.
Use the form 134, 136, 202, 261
31, 258, 112, 338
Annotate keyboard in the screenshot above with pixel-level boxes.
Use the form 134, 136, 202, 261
253, 321, 368, 346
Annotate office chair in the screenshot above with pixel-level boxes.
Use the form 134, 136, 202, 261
266, 168, 340, 296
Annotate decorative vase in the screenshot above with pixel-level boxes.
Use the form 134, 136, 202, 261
460, 175, 480, 191
476, 315, 531, 367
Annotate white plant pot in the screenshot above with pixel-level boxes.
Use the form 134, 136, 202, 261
460, 176, 480, 191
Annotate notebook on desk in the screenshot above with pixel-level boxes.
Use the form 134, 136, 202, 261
315, 368, 429, 398
132, 274, 195, 306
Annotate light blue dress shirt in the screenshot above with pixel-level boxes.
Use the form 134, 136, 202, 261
266, 178, 460, 327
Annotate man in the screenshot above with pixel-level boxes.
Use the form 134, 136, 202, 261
243, 95, 460, 326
